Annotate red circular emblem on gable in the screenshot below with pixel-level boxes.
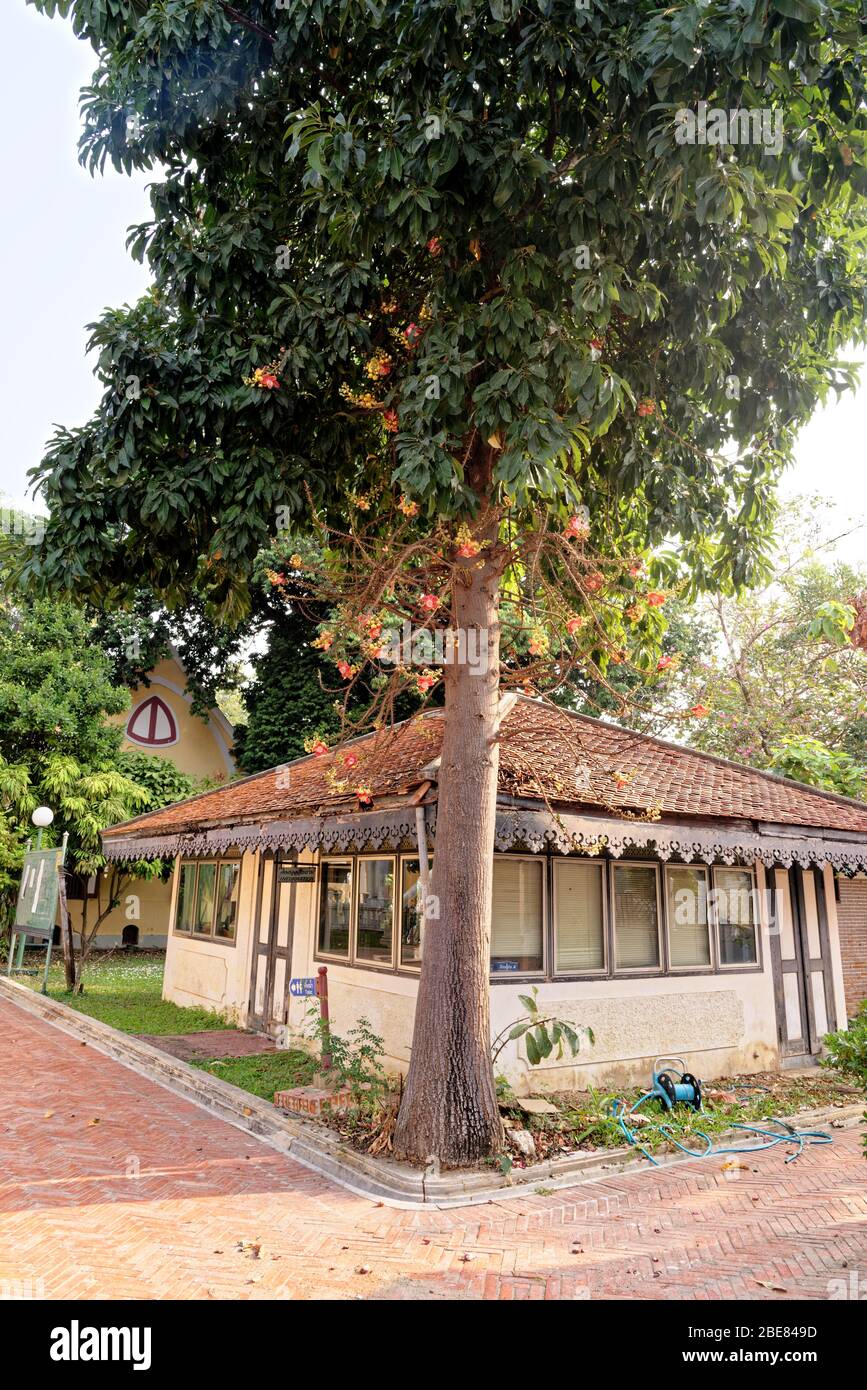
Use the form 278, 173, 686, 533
126, 695, 178, 747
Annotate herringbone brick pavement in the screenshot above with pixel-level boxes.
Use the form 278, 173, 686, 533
1, 999, 865, 1301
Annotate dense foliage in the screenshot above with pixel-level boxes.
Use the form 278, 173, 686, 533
22, 0, 867, 617
647, 502, 867, 783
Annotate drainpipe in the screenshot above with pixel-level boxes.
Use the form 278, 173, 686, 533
412, 782, 433, 949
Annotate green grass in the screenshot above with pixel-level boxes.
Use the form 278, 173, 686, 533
190, 1050, 317, 1099
13, 949, 234, 1036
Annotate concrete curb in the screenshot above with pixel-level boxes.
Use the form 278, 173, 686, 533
1, 975, 862, 1210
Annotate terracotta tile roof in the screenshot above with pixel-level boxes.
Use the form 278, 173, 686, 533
103, 697, 867, 841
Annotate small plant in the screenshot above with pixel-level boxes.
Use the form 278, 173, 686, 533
305, 1008, 388, 1106
823, 1004, 867, 1158
824, 1003, 867, 1087
491, 988, 594, 1068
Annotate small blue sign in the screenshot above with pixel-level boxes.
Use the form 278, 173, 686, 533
289, 977, 319, 998
492, 960, 519, 972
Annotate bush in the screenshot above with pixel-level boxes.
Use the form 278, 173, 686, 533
824, 1002, 867, 1088
824, 1003, 867, 1159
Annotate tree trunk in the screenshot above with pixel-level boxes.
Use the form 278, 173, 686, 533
393, 540, 504, 1166
58, 870, 76, 992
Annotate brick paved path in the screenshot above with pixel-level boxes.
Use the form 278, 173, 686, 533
1, 999, 865, 1301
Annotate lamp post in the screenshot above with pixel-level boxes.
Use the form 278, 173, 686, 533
31, 805, 54, 851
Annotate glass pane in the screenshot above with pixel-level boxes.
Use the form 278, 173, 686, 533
554, 861, 604, 972
666, 866, 711, 967
491, 858, 543, 973
318, 862, 352, 957
215, 863, 240, 939
193, 863, 216, 936
400, 858, 431, 966
715, 868, 758, 965
175, 863, 196, 933
613, 864, 660, 969
356, 859, 395, 964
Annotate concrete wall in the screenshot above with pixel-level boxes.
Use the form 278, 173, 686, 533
162, 848, 788, 1088
159, 851, 258, 1022
835, 874, 867, 1017
65, 875, 174, 951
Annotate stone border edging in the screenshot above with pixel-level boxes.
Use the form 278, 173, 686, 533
1, 975, 861, 1210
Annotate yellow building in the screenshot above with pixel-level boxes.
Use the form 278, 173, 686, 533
67, 651, 234, 950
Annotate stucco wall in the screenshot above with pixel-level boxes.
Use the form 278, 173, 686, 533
161, 851, 258, 1022
159, 848, 787, 1089
65, 875, 174, 950
106, 656, 234, 783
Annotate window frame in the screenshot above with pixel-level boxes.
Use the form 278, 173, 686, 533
309, 851, 763, 983
352, 854, 398, 972
610, 860, 664, 975
551, 857, 608, 978
712, 865, 760, 971
172, 857, 240, 946
663, 863, 715, 973
397, 852, 431, 972
316, 857, 354, 963
489, 852, 547, 980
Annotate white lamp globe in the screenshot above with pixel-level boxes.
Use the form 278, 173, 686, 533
31, 806, 54, 829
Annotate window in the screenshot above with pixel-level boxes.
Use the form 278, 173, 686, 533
553, 860, 605, 973
491, 857, 544, 974
318, 861, 352, 958
714, 867, 758, 965
355, 858, 395, 965
174, 859, 238, 943
215, 863, 240, 940
612, 863, 660, 970
175, 862, 197, 933
193, 863, 217, 935
400, 857, 430, 967
665, 865, 711, 968
126, 694, 178, 747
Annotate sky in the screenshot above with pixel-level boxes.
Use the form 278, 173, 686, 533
2, 1, 865, 568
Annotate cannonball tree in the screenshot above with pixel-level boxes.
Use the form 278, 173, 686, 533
23, 0, 867, 1163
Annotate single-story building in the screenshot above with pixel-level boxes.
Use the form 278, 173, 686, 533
101, 697, 867, 1089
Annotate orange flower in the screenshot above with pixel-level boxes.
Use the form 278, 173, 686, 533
312, 630, 334, 651
565, 512, 590, 539
584, 572, 604, 593
343, 752, 359, 769
419, 592, 440, 612
566, 615, 585, 636
427, 236, 442, 256
311, 740, 329, 756
645, 591, 667, 607
398, 495, 419, 518
657, 655, 676, 671
689, 703, 710, 718
383, 409, 399, 433
637, 398, 656, 417
337, 660, 354, 680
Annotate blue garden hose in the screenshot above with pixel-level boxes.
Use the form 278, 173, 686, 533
610, 1090, 833, 1168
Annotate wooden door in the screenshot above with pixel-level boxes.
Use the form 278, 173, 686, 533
770, 866, 837, 1063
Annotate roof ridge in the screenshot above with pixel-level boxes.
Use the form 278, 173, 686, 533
513, 695, 867, 818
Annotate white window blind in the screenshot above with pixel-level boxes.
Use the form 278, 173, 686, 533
491, 858, 543, 972
665, 866, 711, 967
714, 867, 758, 965
613, 864, 660, 969
554, 861, 605, 972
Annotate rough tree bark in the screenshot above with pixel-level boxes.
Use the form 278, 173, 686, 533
393, 475, 506, 1166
